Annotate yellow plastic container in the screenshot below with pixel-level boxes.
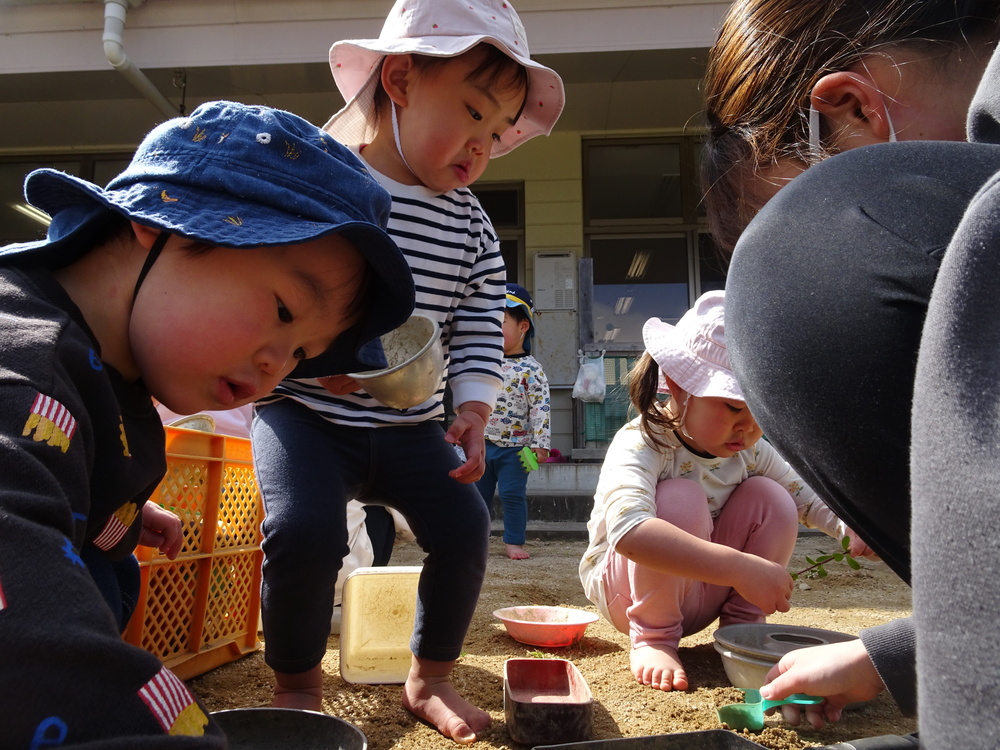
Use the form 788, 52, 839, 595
339, 565, 422, 684
123, 426, 264, 680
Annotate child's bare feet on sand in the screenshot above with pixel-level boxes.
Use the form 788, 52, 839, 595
272, 664, 324, 711
402, 655, 491, 744
630, 644, 688, 691
505, 543, 530, 560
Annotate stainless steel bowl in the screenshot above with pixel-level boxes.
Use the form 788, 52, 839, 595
348, 315, 444, 409
713, 623, 857, 689
210, 708, 367, 750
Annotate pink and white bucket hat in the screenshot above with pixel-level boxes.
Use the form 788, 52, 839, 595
324, 0, 565, 157
642, 291, 745, 401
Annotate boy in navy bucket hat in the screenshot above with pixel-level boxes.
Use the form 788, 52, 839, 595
0, 99, 413, 746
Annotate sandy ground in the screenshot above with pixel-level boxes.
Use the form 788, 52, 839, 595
188, 534, 915, 750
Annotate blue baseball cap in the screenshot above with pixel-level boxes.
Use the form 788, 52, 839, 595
4, 100, 415, 377
505, 282, 534, 353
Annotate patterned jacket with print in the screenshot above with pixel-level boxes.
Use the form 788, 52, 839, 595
484, 353, 550, 449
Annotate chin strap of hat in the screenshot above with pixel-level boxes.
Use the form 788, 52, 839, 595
390, 103, 417, 178
132, 231, 169, 306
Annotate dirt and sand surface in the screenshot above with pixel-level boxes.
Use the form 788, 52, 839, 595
189, 534, 915, 750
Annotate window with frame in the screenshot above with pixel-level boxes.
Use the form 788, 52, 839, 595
581, 137, 724, 445
474, 181, 524, 284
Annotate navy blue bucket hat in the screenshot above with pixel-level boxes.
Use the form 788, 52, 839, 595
505, 282, 534, 353
4, 100, 415, 378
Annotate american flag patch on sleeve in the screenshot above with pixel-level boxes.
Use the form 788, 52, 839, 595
138, 667, 208, 737
22, 393, 77, 453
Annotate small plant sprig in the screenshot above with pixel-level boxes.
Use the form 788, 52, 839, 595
791, 535, 862, 580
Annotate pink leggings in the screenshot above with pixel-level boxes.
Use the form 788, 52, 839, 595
602, 476, 798, 651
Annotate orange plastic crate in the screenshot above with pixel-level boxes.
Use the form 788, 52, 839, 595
123, 426, 264, 679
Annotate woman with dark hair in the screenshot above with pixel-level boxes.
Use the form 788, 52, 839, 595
699, 2, 1000, 743
702, 0, 999, 253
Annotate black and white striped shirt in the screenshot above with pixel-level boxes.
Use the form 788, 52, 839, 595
266, 165, 506, 427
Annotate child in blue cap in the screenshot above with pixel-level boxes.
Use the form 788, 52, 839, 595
476, 282, 551, 559
0, 99, 413, 747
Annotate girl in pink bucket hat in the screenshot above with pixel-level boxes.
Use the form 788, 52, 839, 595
579, 291, 868, 695
324, 0, 564, 158
252, 0, 565, 744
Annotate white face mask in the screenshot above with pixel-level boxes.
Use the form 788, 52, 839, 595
808, 103, 896, 161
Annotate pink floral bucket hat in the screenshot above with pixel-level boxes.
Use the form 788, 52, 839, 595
324, 0, 565, 157
642, 291, 745, 401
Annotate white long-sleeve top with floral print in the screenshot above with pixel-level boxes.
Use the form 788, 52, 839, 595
483, 353, 550, 449
579, 416, 848, 620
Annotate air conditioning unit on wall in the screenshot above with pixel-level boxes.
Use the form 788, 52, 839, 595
534, 252, 576, 311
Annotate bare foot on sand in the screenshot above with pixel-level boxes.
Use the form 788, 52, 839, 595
630, 644, 688, 691
402, 656, 491, 744
505, 543, 530, 560
272, 665, 323, 711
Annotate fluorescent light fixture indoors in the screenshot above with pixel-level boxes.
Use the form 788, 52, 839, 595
625, 251, 650, 280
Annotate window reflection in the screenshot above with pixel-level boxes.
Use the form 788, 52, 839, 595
586, 142, 682, 222
591, 235, 691, 345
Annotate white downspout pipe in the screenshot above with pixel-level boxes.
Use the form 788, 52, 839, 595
103, 0, 180, 118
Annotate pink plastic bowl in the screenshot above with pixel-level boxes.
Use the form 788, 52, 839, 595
493, 606, 599, 648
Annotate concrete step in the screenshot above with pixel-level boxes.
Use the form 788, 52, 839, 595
488, 491, 592, 540
489, 491, 594, 524
491, 519, 589, 541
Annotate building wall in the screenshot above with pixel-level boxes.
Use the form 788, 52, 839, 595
0, 0, 726, 460
479, 131, 583, 456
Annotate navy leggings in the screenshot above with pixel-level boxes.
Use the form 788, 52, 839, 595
252, 397, 490, 674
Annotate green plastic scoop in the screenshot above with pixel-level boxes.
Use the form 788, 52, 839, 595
716, 688, 823, 732
518, 446, 539, 472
